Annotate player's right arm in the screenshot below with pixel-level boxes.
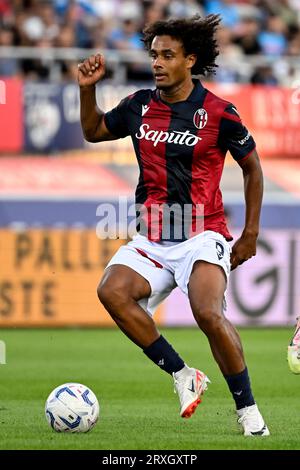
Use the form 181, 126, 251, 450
78, 54, 117, 143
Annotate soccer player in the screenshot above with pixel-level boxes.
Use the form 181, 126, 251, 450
288, 317, 300, 374
78, 14, 269, 436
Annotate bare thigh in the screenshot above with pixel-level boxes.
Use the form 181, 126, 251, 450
99, 264, 151, 303
188, 261, 226, 322
98, 265, 159, 348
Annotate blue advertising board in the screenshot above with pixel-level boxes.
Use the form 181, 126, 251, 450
24, 82, 84, 153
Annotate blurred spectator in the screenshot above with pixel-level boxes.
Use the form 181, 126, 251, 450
168, 0, 204, 18
287, 29, 300, 54
258, 15, 288, 55
118, 0, 143, 21
234, 17, 262, 54
289, 0, 300, 17
55, 24, 77, 80
53, 0, 69, 16
0, 0, 13, 23
89, 18, 109, 50
262, 0, 299, 29
107, 18, 143, 51
63, 3, 94, 49
0, 26, 19, 75
0, 0, 300, 84
38, 1, 60, 42
205, 0, 240, 28
21, 15, 46, 43
215, 27, 243, 83
214, 26, 243, 82
142, 1, 169, 27
55, 25, 75, 48
217, 25, 243, 58
250, 65, 279, 85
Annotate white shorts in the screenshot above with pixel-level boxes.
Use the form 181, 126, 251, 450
106, 230, 231, 316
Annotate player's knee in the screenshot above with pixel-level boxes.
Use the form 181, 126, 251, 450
97, 279, 128, 311
97, 281, 108, 306
194, 307, 224, 333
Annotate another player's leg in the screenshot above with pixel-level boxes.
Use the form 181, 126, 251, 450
288, 316, 300, 374
188, 261, 269, 436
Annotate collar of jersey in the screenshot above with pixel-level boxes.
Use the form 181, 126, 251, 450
155, 79, 206, 106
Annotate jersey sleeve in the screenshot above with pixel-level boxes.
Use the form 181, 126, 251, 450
104, 96, 131, 138
218, 104, 256, 162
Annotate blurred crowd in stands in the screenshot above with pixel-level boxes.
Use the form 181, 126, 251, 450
1, 0, 300, 84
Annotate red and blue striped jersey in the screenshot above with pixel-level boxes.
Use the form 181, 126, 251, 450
104, 80, 256, 241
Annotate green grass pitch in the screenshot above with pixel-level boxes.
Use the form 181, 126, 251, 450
0, 328, 299, 450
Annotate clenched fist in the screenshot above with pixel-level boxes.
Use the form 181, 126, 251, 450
77, 53, 105, 87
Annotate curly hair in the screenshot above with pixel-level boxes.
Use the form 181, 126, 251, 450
142, 14, 221, 76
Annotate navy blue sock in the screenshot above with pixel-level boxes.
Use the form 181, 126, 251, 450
143, 335, 185, 375
224, 367, 255, 410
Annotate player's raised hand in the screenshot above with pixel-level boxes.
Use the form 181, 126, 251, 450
77, 54, 105, 87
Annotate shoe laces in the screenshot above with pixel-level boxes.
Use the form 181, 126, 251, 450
173, 373, 182, 393
238, 407, 261, 429
172, 372, 190, 397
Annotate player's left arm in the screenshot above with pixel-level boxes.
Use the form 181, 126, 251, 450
218, 104, 264, 270
230, 149, 263, 270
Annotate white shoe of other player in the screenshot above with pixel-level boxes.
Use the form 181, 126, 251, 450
173, 366, 210, 418
237, 404, 270, 436
288, 317, 300, 374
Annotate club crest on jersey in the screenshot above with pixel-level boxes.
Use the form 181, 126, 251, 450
193, 108, 208, 129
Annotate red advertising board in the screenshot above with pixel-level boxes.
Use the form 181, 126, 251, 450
1, 80, 300, 158
209, 84, 300, 158
95, 83, 300, 161
0, 78, 23, 152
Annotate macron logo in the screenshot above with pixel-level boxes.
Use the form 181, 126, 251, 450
142, 105, 150, 116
